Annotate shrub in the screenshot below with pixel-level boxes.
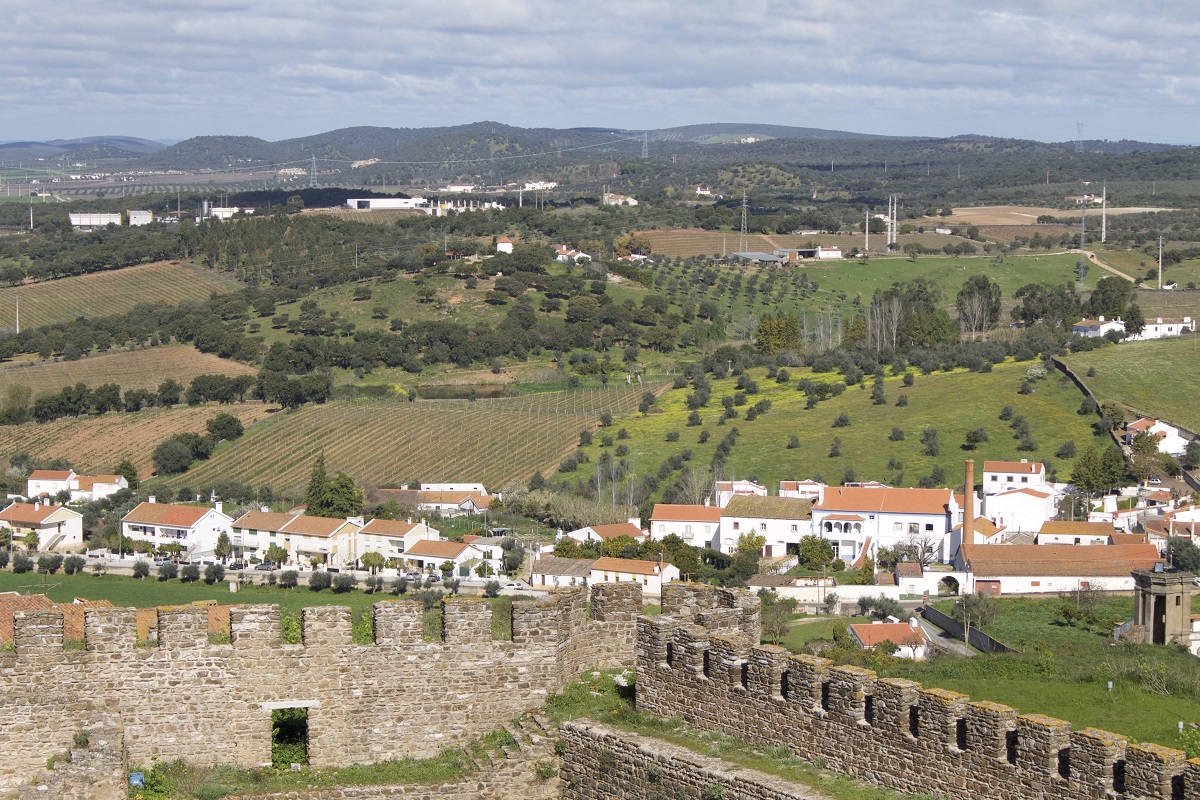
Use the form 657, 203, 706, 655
203, 564, 225, 584
1086, 366, 1097, 377
37, 554, 64, 574
1056, 440, 1077, 459
829, 437, 842, 457
332, 573, 357, 593
62, 555, 85, 574
309, 571, 332, 591
12, 553, 32, 573
687, 411, 702, 426
921, 428, 940, 457
964, 427, 989, 449
698, 430, 710, 443
889, 427, 905, 441
833, 412, 851, 428
132, 561, 150, 579
617, 428, 630, 439
391, 576, 409, 595
579, 430, 592, 446
157, 562, 178, 581
999, 405, 1014, 421
895, 394, 908, 407
484, 579, 501, 597
665, 431, 680, 442
787, 434, 800, 449
1018, 380, 1034, 395
902, 372, 915, 387
179, 564, 200, 583
279, 570, 299, 589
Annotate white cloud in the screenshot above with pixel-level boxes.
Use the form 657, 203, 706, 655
1, 0, 1197, 142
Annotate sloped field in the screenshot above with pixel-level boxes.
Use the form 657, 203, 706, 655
0, 346, 257, 397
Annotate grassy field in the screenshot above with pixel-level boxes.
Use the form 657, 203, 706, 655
158, 384, 658, 495
0, 345, 257, 397
567, 359, 1108, 492
0, 262, 239, 329
0, 402, 272, 478
1063, 337, 1200, 432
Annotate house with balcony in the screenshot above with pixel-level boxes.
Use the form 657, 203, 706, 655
120, 499, 233, 557
719, 496, 813, 558
231, 510, 361, 568
812, 486, 964, 565
649, 504, 722, 550
355, 518, 441, 564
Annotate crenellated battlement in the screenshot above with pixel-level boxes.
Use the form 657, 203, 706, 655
0, 584, 641, 796
638, 588, 1199, 800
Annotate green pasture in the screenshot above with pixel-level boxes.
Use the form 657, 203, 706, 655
566, 358, 1108, 491
1063, 337, 1200, 432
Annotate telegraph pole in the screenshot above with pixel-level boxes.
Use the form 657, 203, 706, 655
1158, 236, 1164, 291
739, 191, 748, 254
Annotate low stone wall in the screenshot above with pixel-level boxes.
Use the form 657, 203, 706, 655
639, 584, 1199, 800
559, 720, 824, 800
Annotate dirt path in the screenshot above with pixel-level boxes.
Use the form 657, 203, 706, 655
1078, 250, 1136, 282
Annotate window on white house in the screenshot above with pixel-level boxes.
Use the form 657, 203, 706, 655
759, 523, 767, 531
925, 524, 934, 532
732, 522, 740, 531
790, 524, 798, 532
893, 522, 903, 532
908, 523, 918, 535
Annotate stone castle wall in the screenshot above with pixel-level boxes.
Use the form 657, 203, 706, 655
0, 585, 639, 796
638, 584, 1199, 800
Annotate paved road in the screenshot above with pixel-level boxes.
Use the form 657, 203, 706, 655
916, 615, 976, 657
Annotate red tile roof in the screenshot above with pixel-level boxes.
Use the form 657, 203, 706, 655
850, 622, 929, 648
1037, 521, 1117, 537
587, 523, 644, 540
404, 540, 472, 559
359, 518, 420, 537
815, 487, 953, 516
966, 543, 1162, 577
650, 504, 723, 523
123, 502, 213, 528
592, 557, 665, 576
0, 502, 74, 525
28, 470, 72, 482
983, 460, 1044, 474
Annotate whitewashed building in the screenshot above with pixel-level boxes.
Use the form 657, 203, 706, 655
121, 500, 234, 557
649, 504, 722, 549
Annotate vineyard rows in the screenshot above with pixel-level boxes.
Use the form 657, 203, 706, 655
0, 345, 257, 396
0, 262, 237, 330
0, 402, 271, 478
163, 384, 662, 495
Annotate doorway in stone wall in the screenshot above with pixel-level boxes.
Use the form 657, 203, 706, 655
272, 707, 309, 768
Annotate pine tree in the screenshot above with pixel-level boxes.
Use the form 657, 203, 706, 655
304, 453, 329, 512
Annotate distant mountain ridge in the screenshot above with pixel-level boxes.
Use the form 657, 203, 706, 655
0, 136, 165, 162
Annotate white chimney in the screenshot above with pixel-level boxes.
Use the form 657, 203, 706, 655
1098, 315, 1105, 322
214, 501, 223, 515
148, 495, 156, 504
909, 617, 920, 629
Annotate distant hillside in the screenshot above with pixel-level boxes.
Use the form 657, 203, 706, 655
0, 136, 165, 162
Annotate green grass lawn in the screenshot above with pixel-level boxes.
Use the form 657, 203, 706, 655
1063, 337, 1200, 432
566, 358, 1108, 493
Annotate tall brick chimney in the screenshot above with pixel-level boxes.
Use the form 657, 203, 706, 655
963, 459, 975, 550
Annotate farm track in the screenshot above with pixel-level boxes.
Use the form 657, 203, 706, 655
160, 385, 662, 494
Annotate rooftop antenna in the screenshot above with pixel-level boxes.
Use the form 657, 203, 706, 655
1075, 122, 1084, 153
739, 191, 748, 254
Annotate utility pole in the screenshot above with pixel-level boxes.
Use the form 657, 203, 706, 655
1158, 236, 1164, 291
739, 191, 748, 254
1101, 183, 1107, 243
865, 209, 869, 253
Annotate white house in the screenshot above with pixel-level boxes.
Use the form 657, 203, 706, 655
695, 186, 712, 196
460, 534, 507, 575
1125, 418, 1189, 456
416, 489, 491, 518
719, 496, 812, 558
589, 557, 679, 595
1035, 520, 1117, 546
523, 181, 558, 191
812, 486, 963, 565
849, 619, 931, 660
0, 501, 84, 551
121, 499, 233, 557
712, 479, 767, 508
1129, 316, 1193, 341
649, 504, 722, 549
779, 480, 825, 501
356, 518, 441, 564
982, 460, 1049, 494
564, 522, 645, 545
982, 487, 1057, 533
1072, 316, 1126, 338
70, 474, 130, 503
230, 510, 361, 568
531, 556, 594, 588
816, 245, 842, 259
442, 183, 475, 193
958, 541, 1162, 595
555, 246, 591, 263
25, 470, 76, 499
401, 539, 484, 574
602, 192, 638, 207
495, 237, 514, 254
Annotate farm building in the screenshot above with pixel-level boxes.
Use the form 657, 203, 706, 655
68, 212, 122, 230
128, 210, 153, 226
1128, 315, 1194, 341
345, 197, 427, 210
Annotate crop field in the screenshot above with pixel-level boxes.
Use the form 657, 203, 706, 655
160, 384, 661, 494
0, 262, 239, 329
565, 359, 1109, 493
945, 205, 1173, 225
0, 402, 272, 478
974, 224, 1074, 243
0, 345, 257, 397
1063, 337, 1200, 432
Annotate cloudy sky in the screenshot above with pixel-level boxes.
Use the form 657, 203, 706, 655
5, 1, 1197, 144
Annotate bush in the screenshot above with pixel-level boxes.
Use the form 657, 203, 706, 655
787, 435, 800, 449
151, 438, 194, 475
12, 553, 32, 573
62, 554, 84, 574
921, 428, 940, 457
829, 437, 842, 457
37, 554, 64, 574
895, 394, 908, 407
279, 570, 299, 589
180, 564, 200, 583
698, 430, 710, 444
132, 560, 151, 579
833, 412, 851, 428
665, 431, 680, 442
309, 571, 332, 591
889, 427, 905, 442
332, 573, 357, 593
484, 579, 501, 597
902, 372, 915, 387
157, 562, 178, 581
391, 576, 409, 595
687, 411, 702, 426
204, 564, 226, 584
1056, 440, 1077, 459
999, 405, 1014, 421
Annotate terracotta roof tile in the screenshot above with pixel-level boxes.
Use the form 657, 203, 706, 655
404, 539, 472, 559
967, 543, 1162, 577
587, 523, 644, 540
0, 502, 76, 525
651, 504, 723, 523
1038, 521, 1117, 537
123, 502, 213, 528
28, 470, 72, 481
815, 487, 953, 516
592, 556, 664, 576
983, 460, 1044, 474
850, 622, 930, 648
359, 518, 419, 537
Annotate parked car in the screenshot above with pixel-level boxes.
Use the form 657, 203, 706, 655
228, 560, 246, 570
427, 573, 441, 583
153, 557, 172, 566
501, 581, 525, 590
404, 572, 421, 581
254, 562, 277, 571
1148, 476, 1162, 485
